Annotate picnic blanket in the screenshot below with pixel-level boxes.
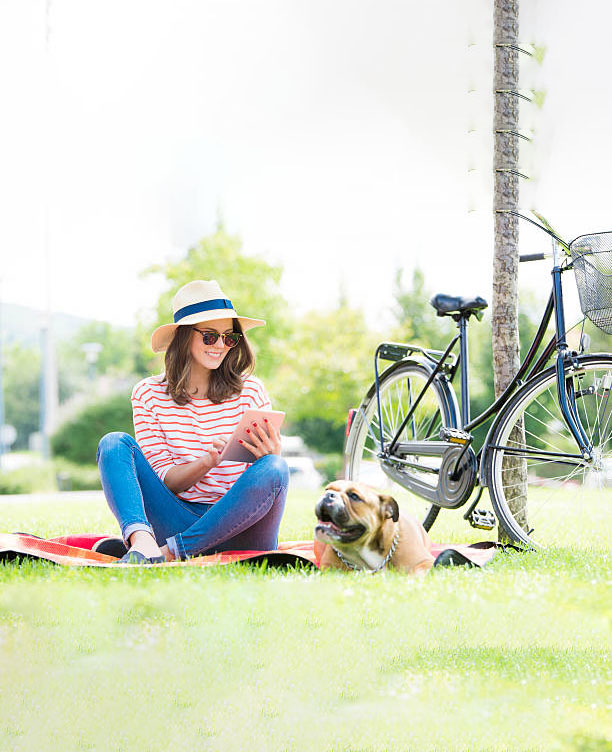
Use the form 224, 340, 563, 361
0, 532, 502, 569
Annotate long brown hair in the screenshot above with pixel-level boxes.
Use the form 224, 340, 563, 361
164, 320, 255, 405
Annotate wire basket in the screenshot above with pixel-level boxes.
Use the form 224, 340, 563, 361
569, 232, 612, 334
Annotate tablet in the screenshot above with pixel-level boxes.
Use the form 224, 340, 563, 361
219, 409, 286, 463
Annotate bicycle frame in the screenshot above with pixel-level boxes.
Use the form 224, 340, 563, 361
375, 237, 594, 465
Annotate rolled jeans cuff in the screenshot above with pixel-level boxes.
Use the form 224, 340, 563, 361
122, 522, 154, 547
166, 534, 186, 561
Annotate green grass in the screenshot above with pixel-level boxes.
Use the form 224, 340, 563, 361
0, 489, 610, 752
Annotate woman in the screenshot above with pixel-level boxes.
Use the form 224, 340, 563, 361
97, 279, 289, 564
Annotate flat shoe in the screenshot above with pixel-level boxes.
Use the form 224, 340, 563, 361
92, 537, 128, 558
433, 549, 475, 568
114, 550, 166, 565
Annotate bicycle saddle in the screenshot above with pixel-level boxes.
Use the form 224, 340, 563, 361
430, 294, 488, 317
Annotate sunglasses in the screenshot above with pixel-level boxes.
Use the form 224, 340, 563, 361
192, 328, 242, 348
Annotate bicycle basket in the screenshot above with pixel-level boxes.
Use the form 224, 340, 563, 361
569, 231, 612, 334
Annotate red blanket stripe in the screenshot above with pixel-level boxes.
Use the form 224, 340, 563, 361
0, 533, 499, 569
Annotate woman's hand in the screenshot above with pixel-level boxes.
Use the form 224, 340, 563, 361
240, 418, 282, 459
164, 435, 230, 494
202, 435, 231, 473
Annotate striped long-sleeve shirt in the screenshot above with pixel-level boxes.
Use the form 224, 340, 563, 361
131, 374, 272, 503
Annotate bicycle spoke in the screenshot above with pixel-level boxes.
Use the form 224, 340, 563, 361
531, 393, 562, 426
489, 358, 612, 548
594, 388, 612, 446
348, 363, 451, 531
501, 465, 584, 488
523, 404, 566, 441
520, 426, 571, 455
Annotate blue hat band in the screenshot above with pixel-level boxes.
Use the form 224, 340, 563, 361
173, 298, 234, 323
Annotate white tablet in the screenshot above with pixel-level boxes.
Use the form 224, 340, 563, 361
219, 409, 286, 463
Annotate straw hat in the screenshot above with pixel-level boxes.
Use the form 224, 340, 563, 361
151, 280, 266, 353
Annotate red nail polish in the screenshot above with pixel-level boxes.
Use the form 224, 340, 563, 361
264, 418, 268, 423
253, 422, 258, 427
246, 429, 250, 434
239, 439, 244, 444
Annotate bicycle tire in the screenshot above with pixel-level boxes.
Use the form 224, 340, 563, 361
485, 354, 612, 548
344, 359, 459, 531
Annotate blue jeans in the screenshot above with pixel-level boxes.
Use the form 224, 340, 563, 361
96, 432, 289, 560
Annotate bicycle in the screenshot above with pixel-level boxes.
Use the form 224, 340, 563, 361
344, 214, 612, 548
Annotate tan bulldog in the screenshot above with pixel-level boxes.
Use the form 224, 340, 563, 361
314, 480, 435, 575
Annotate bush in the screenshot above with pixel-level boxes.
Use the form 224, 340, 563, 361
0, 463, 56, 494
0, 459, 102, 494
51, 392, 134, 465
315, 454, 344, 484
290, 417, 346, 455
54, 460, 101, 491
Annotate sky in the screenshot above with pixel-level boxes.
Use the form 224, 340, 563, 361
1, 0, 611, 331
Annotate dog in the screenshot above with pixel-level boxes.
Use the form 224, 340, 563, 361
314, 480, 435, 574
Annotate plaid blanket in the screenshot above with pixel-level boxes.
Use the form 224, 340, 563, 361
0, 533, 501, 569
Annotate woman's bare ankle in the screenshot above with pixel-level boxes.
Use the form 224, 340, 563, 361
128, 530, 162, 558
159, 544, 175, 562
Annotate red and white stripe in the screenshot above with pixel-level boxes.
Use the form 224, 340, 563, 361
131, 374, 271, 503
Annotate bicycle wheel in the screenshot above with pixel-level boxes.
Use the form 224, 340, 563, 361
345, 359, 458, 531
486, 355, 612, 548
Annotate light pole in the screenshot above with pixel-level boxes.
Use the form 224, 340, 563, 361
82, 342, 103, 381
39, 0, 59, 461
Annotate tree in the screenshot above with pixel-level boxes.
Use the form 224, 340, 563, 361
272, 302, 379, 454
57, 321, 147, 396
392, 267, 453, 350
51, 392, 133, 465
492, 0, 527, 534
142, 223, 290, 381
3, 345, 42, 450
492, 0, 520, 397
3, 343, 73, 450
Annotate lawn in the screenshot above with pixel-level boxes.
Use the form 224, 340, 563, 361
0, 488, 610, 752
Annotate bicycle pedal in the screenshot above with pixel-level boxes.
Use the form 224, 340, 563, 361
439, 427, 473, 445
469, 509, 496, 530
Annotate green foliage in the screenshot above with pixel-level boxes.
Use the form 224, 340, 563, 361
2, 344, 42, 450
54, 459, 102, 491
0, 458, 101, 494
0, 462, 57, 494
3, 319, 143, 451
142, 223, 291, 382
580, 316, 612, 354
2, 344, 75, 450
531, 43, 547, 65
290, 416, 344, 455
51, 392, 133, 465
314, 453, 343, 484
272, 302, 379, 454
57, 321, 147, 394
392, 267, 453, 349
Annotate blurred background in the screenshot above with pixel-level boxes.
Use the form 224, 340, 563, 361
0, 0, 610, 493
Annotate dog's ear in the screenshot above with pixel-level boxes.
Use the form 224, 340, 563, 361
380, 494, 399, 522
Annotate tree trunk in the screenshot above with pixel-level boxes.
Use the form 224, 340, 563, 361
493, 0, 528, 534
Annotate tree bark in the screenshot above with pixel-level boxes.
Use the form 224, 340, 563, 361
493, 0, 520, 392
493, 0, 528, 534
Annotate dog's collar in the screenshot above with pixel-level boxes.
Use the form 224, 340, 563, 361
332, 527, 401, 573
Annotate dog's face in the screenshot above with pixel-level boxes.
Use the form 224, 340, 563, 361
314, 480, 399, 550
